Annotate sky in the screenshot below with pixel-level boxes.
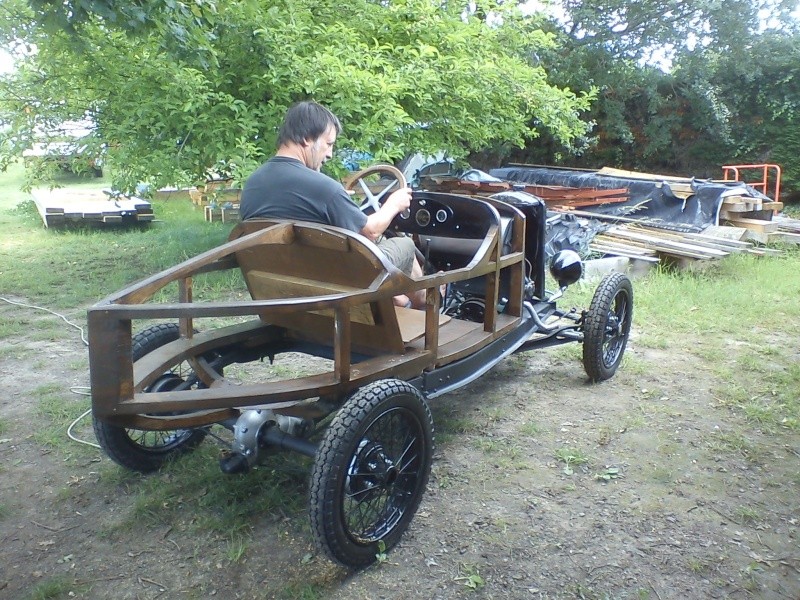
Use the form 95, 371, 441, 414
0, 50, 13, 73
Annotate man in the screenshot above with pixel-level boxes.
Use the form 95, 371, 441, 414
240, 101, 426, 308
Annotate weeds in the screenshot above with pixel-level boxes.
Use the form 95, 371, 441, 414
25, 575, 85, 600
455, 563, 485, 590
554, 447, 590, 475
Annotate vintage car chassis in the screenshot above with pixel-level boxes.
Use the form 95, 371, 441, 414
88, 183, 633, 568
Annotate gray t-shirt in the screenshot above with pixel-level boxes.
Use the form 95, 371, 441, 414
239, 156, 368, 233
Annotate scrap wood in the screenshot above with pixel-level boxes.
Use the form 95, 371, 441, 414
627, 225, 750, 253
768, 231, 800, 245
30, 188, 154, 228
596, 166, 694, 183
776, 216, 800, 233
721, 217, 779, 234
551, 196, 629, 211
590, 239, 660, 260
593, 225, 735, 261
701, 225, 750, 242
424, 177, 629, 209
681, 232, 752, 250
533, 187, 628, 200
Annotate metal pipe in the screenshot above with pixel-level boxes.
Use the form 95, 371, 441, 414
261, 426, 318, 457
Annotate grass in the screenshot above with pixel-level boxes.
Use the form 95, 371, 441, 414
24, 575, 86, 600
553, 446, 591, 475
31, 383, 94, 454
0, 161, 232, 309
100, 443, 311, 551
3, 163, 800, 596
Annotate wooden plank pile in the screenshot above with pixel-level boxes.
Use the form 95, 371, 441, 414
204, 204, 240, 223
30, 188, 154, 228
768, 216, 800, 245
589, 223, 777, 268
718, 194, 783, 242
422, 176, 629, 210
190, 178, 241, 207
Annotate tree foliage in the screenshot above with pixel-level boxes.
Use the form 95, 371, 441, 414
0, 0, 592, 191
510, 0, 800, 191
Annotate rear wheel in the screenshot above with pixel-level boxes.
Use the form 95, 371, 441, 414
582, 272, 633, 382
93, 323, 209, 472
309, 379, 434, 568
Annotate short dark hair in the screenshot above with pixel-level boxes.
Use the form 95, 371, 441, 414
277, 101, 342, 147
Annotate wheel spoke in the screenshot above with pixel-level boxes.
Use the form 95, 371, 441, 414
374, 180, 398, 202
356, 179, 376, 209
341, 409, 423, 539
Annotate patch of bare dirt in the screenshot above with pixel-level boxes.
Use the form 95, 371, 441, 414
1, 301, 798, 600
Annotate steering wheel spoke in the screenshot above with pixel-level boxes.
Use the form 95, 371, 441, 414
344, 165, 407, 214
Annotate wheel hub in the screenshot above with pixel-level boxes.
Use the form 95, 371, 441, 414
348, 440, 397, 502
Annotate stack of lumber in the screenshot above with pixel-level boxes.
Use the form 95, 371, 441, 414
423, 176, 629, 210
718, 194, 783, 241
204, 203, 240, 223
768, 216, 800, 245
589, 223, 771, 267
190, 178, 241, 207
30, 188, 154, 228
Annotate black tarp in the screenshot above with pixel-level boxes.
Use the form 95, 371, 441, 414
489, 165, 768, 231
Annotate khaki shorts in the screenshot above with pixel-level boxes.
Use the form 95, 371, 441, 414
376, 235, 416, 275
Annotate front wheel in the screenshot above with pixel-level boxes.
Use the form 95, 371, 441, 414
309, 379, 434, 568
92, 323, 209, 472
582, 272, 633, 382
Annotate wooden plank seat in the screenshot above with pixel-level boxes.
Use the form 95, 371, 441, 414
230, 220, 433, 355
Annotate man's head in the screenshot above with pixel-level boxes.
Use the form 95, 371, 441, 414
278, 101, 342, 171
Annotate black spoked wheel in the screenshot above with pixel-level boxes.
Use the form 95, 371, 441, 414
92, 323, 209, 473
309, 379, 434, 568
583, 272, 633, 382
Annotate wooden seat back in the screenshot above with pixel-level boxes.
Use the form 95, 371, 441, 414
229, 220, 406, 354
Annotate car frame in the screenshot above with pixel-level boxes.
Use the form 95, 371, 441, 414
87, 166, 633, 568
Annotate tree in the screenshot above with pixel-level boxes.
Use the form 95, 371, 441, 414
508, 0, 800, 185
695, 32, 800, 191
0, 0, 592, 191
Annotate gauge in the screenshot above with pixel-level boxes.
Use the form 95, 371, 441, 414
415, 209, 431, 227
435, 209, 448, 223
400, 209, 410, 219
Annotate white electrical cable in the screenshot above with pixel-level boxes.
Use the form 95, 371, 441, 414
1, 297, 99, 448
0, 296, 88, 346
67, 387, 100, 449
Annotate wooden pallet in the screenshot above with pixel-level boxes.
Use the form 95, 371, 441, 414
204, 204, 240, 223
30, 188, 154, 228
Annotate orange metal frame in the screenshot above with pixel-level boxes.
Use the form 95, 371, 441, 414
722, 163, 782, 202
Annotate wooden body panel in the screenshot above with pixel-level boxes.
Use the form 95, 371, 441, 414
88, 200, 530, 430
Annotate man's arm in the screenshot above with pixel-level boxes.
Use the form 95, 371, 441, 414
360, 188, 412, 241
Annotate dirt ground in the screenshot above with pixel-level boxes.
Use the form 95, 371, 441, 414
1, 295, 798, 600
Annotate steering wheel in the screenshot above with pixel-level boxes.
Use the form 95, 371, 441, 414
343, 165, 407, 214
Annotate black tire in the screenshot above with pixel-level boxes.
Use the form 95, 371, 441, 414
583, 272, 633, 382
92, 323, 208, 473
309, 379, 434, 568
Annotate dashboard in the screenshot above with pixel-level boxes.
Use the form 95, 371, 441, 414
388, 192, 496, 240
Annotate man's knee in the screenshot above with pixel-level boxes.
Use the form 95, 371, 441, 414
378, 236, 416, 275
